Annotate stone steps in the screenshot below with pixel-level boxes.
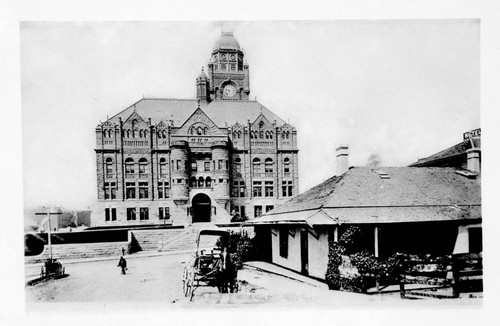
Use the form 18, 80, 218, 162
25, 241, 129, 264
131, 228, 186, 251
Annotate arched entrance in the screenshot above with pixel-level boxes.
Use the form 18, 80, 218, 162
191, 193, 211, 223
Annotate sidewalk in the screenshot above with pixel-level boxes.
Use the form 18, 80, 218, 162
243, 261, 328, 289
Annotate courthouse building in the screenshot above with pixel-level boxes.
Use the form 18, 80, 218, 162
94, 32, 299, 227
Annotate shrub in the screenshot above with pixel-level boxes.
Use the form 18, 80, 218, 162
217, 231, 254, 270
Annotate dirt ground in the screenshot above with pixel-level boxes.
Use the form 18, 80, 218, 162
25, 253, 482, 310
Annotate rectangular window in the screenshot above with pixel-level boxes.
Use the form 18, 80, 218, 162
240, 206, 246, 219
204, 161, 210, 172
111, 208, 117, 221
176, 160, 181, 170
139, 182, 148, 199
219, 179, 224, 184
253, 163, 261, 174
127, 208, 136, 221
265, 181, 274, 197
253, 181, 262, 197
104, 182, 116, 200
266, 205, 274, 212
140, 207, 149, 220
158, 182, 170, 199
218, 160, 223, 170
159, 207, 170, 220
105, 208, 110, 221
233, 180, 245, 198
191, 162, 197, 171
126, 182, 136, 199
254, 205, 262, 218
235, 163, 241, 174
139, 164, 146, 174
279, 228, 288, 258
282, 181, 293, 197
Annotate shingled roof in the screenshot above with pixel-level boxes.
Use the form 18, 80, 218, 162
248, 167, 481, 225
409, 138, 480, 167
107, 98, 286, 127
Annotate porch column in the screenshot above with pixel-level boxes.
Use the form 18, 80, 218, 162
374, 226, 379, 258
334, 226, 339, 242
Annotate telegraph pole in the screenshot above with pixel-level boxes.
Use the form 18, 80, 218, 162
35, 207, 62, 261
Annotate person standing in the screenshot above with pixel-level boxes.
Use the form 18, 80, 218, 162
118, 256, 127, 275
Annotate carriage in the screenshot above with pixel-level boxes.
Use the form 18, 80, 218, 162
182, 229, 239, 301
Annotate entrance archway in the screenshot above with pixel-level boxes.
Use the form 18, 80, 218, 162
192, 193, 211, 223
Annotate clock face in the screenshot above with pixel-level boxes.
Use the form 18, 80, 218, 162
223, 84, 236, 98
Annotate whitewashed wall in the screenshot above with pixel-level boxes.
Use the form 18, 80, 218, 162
271, 226, 301, 272
307, 230, 329, 280
270, 226, 330, 280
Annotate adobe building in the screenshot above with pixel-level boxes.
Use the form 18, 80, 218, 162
248, 133, 481, 280
94, 32, 299, 227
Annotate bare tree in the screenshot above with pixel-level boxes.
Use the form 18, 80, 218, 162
367, 153, 382, 167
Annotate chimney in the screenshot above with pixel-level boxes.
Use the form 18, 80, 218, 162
466, 148, 480, 174
336, 145, 349, 175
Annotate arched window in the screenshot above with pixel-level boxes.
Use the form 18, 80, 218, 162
204, 127, 208, 135
159, 158, 167, 177
259, 121, 264, 128
205, 177, 212, 188
157, 130, 163, 138
234, 157, 242, 174
283, 157, 291, 175
139, 130, 143, 138
252, 158, 261, 174
190, 177, 197, 188
139, 158, 148, 175
237, 131, 242, 139
269, 131, 273, 139
105, 157, 114, 176
265, 158, 274, 173
259, 130, 264, 139
162, 130, 167, 138
144, 130, 148, 138
198, 177, 205, 188
125, 158, 135, 174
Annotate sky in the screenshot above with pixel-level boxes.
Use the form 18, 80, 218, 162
20, 20, 480, 210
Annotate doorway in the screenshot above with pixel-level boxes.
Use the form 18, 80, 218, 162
191, 193, 211, 223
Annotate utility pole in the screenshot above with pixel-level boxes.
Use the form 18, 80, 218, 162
35, 207, 62, 261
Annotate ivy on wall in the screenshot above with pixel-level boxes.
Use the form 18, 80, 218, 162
325, 226, 451, 293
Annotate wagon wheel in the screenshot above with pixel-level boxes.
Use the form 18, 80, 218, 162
182, 267, 190, 296
187, 272, 195, 301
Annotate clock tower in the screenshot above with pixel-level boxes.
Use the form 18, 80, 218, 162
206, 31, 250, 101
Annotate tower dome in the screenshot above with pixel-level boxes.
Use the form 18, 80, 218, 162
214, 32, 240, 51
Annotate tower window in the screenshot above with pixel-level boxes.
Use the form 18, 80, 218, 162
265, 158, 274, 173
125, 158, 135, 174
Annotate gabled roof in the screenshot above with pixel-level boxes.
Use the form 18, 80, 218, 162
409, 138, 480, 167
107, 98, 286, 128
252, 167, 481, 225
